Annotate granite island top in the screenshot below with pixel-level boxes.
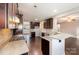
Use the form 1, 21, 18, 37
41, 33, 74, 42
0, 40, 29, 55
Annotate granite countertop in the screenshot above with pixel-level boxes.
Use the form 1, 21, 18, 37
0, 40, 29, 55
41, 33, 74, 42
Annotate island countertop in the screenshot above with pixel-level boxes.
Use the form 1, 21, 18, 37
40, 33, 74, 42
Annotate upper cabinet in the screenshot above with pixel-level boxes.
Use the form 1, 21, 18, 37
30, 22, 40, 29
44, 18, 53, 29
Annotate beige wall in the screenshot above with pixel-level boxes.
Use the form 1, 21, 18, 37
60, 21, 79, 36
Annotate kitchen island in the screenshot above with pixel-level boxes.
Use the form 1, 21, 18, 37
41, 33, 74, 55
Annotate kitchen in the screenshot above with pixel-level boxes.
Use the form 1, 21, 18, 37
19, 3, 79, 55
0, 3, 79, 55
39, 7, 79, 55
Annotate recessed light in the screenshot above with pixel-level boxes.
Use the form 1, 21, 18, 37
35, 19, 38, 20
53, 9, 57, 12
34, 5, 37, 8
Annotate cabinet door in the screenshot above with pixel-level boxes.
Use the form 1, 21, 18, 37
44, 18, 53, 29
30, 22, 40, 29
52, 39, 64, 55
41, 38, 49, 55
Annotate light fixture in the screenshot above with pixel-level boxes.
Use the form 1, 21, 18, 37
67, 19, 72, 22
53, 9, 57, 12
60, 16, 75, 22
9, 16, 20, 24
60, 17, 68, 21
18, 24, 22, 29
14, 16, 20, 23
9, 17, 13, 23
67, 17, 73, 22
35, 19, 38, 21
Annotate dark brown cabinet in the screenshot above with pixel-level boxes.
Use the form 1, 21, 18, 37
41, 38, 49, 55
44, 18, 53, 29
30, 22, 40, 29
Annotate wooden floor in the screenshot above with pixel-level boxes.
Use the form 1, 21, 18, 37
28, 37, 42, 55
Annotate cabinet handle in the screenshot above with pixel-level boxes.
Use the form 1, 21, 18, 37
59, 40, 61, 42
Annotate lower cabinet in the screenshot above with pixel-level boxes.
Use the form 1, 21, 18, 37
41, 38, 49, 55
31, 32, 35, 38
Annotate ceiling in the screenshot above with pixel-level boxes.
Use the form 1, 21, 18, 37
18, 3, 79, 22
57, 8, 79, 23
